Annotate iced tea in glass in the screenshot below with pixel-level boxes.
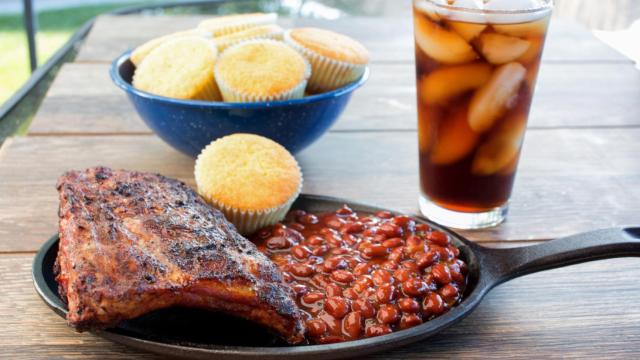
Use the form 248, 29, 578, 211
414, 0, 552, 228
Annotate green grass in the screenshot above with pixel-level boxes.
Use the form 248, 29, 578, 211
0, 3, 143, 104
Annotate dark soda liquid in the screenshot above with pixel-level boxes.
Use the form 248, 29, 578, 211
414, 1, 550, 212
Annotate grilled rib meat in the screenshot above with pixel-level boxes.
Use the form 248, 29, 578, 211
55, 167, 306, 344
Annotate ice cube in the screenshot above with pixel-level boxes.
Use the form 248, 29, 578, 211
525, 62, 540, 89
418, 108, 434, 153
484, 0, 544, 11
447, 0, 487, 23
430, 105, 479, 165
419, 62, 492, 105
497, 154, 519, 176
452, 0, 485, 10
450, 22, 487, 41
414, 0, 450, 21
472, 113, 526, 175
468, 62, 526, 133
414, 14, 478, 64
484, 0, 550, 24
476, 33, 531, 64
493, 17, 550, 37
516, 36, 543, 63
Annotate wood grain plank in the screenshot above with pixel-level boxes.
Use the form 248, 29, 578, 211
29, 64, 150, 134
75, 15, 629, 64
3, 254, 640, 358
27, 62, 640, 135
0, 254, 162, 359
2, 129, 640, 252
0, 136, 194, 253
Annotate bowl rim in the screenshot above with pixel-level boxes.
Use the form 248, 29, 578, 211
110, 50, 369, 108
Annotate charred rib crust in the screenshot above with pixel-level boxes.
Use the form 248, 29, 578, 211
55, 167, 306, 343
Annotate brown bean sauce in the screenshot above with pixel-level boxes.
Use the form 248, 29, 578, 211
251, 205, 468, 344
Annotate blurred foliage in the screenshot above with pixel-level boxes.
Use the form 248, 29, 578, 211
0, 47, 78, 143
0, 3, 142, 32
0, 3, 142, 143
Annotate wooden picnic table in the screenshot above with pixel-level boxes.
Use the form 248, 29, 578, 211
1, 11, 640, 359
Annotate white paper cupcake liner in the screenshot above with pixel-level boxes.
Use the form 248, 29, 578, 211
284, 30, 367, 93
195, 74, 222, 101
215, 28, 284, 52
196, 168, 304, 236
214, 39, 311, 102
198, 13, 278, 37
188, 39, 222, 101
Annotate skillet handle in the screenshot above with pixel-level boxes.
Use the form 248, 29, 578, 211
480, 227, 640, 285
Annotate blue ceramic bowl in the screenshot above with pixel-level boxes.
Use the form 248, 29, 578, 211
110, 50, 368, 157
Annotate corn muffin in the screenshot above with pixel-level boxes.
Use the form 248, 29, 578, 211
194, 133, 303, 234
130, 28, 211, 66
198, 13, 277, 37
214, 39, 310, 102
284, 27, 369, 93
214, 24, 284, 52
132, 36, 221, 101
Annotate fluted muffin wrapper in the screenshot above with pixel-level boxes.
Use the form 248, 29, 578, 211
197, 171, 303, 236
214, 39, 311, 103
216, 75, 307, 102
198, 13, 278, 37
215, 29, 284, 52
284, 30, 366, 94
193, 74, 222, 101
183, 39, 221, 101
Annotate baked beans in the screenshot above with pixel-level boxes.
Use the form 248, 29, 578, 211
252, 205, 467, 344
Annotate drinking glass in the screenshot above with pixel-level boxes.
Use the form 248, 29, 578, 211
413, 0, 553, 228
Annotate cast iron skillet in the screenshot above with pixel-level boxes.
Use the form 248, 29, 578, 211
33, 194, 640, 359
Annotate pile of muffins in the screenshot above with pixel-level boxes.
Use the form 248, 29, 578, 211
131, 12, 370, 102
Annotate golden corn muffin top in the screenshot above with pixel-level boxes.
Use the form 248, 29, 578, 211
215, 40, 309, 97
198, 13, 277, 36
195, 134, 302, 211
288, 27, 369, 65
215, 24, 284, 51
130, 29, 208, 66
132, 36, 218, 100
